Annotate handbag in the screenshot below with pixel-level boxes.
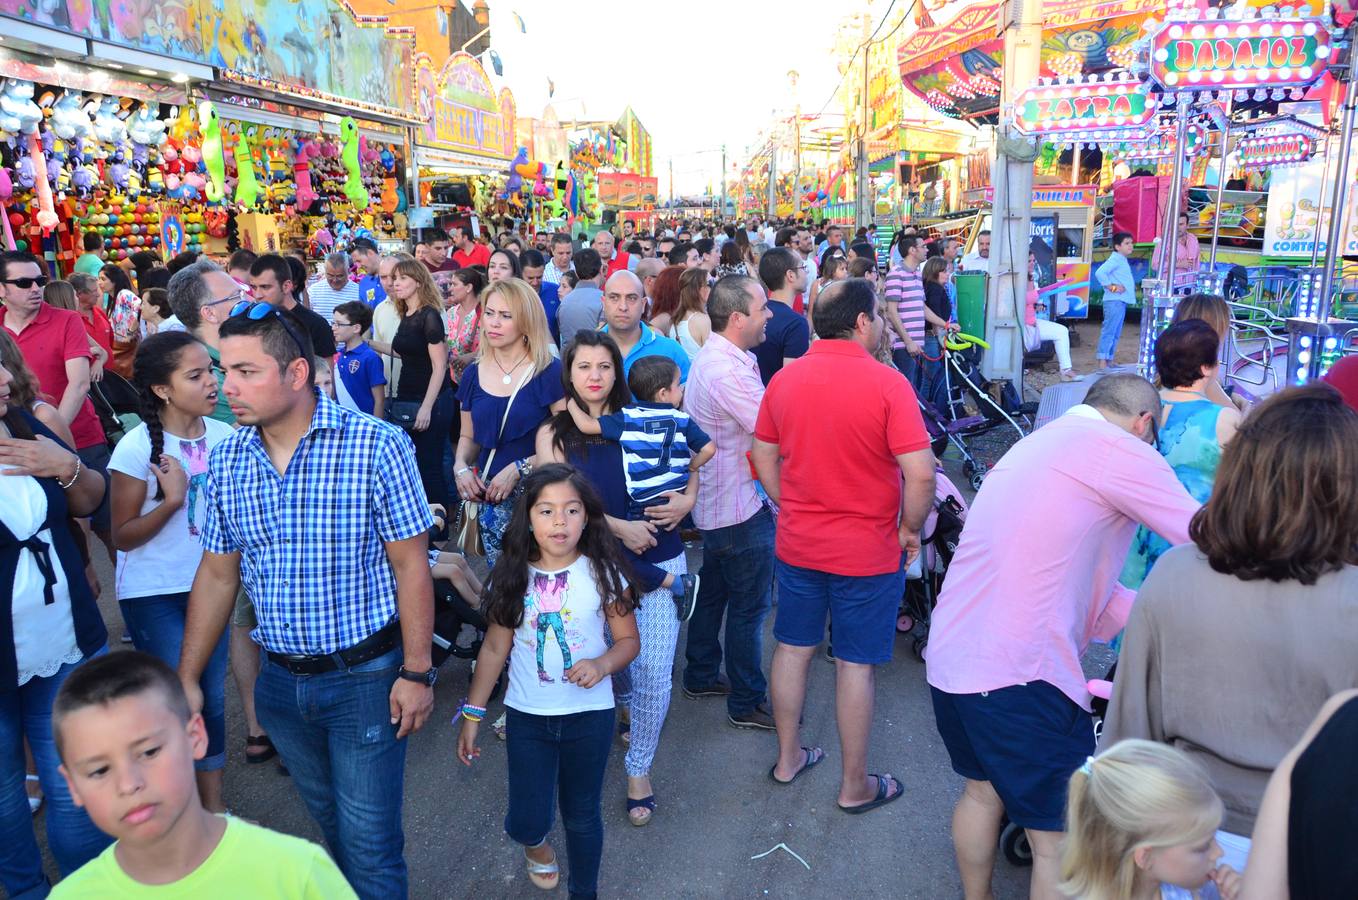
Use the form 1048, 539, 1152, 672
456, 367, 532, 557
386, 399, 424, 430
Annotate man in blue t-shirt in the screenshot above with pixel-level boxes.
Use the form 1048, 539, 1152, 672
330, 300, 386, 417
599, 270, 691, 382
351, 237, 386, 308
752, 248, 811, 385
521, 249, 561, 345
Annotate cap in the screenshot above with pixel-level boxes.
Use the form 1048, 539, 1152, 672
1323, 355, 1358, 413
351, 236, 379, 253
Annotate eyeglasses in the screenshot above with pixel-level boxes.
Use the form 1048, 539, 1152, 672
4, 276, 49, 290
230, 300, 311, 364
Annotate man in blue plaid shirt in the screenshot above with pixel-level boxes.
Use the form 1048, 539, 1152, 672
178, 303, 435, 900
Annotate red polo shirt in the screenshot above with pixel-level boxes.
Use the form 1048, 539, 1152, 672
755, 339, 929, 576
606, 250, 631, 277
452, 243, 491, 270
1, 303, 106, 449
80, 306, 114, 357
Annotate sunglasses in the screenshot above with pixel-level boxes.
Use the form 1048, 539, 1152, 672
230, 300, 310, 364
4, 276, 49, 290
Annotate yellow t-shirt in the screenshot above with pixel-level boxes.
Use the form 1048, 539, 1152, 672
51, 817, 355, 899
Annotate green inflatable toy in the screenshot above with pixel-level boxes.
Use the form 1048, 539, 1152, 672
232, 126, 260, 209
198, 101, 227, 204
339, 117, 370, 209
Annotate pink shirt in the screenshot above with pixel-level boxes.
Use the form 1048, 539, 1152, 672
684, 332, 764, 530
925, 406, 1200, 710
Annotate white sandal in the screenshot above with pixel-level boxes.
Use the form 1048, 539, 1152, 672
523, 843, 559, 890
26, 774, 42, 815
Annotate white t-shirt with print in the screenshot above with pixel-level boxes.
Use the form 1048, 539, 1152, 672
505, 555, 615, 716
108, 419, 233, 600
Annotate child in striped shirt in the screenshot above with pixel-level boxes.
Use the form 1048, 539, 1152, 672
566, 356, 715, 519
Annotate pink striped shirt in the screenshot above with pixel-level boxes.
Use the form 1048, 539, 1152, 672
925, 406, 1200, 710
883, 263, 926, 349
683, 332, 765, 530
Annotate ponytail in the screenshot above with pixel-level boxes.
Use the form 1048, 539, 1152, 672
131, 332, 201, 502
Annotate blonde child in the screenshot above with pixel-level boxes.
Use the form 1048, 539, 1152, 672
1062, 739, 1243, 900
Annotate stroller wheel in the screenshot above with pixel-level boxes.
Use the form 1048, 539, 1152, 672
911, 635, 927, 662
896, 614, 915, 634
1001, 821, 1033, 867
968, 465, 987, 492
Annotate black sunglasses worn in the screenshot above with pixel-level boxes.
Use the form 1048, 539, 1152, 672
4, 276, 49, 290
230, 300, 311, 365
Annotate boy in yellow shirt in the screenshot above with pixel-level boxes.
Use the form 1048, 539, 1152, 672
51, 652, 355, 898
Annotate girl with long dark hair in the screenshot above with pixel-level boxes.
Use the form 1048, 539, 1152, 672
108, 332, 233, 811
458, 465, 639, 898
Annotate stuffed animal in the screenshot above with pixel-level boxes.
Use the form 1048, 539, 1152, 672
127, 102, 167, 148
338, 117, 369, 209
232, 127, 260, 208
293, 136, 320, 213
27, 132, 57, 233
198, 100, 227, 203
93, 96, 127, 146
51, 90, 93, 142
0, 80, 43, 136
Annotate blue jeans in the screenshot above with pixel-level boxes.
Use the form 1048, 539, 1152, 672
892, 346, 920, 388
684, 506, 775, 716
1098, 299, 1127, 361
255, 645, 407, 900
919, 334, 945, 411
0, 652, 112, 899
119, 593, 229, 770
505, 707, 614, 900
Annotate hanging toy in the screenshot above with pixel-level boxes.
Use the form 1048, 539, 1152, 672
0, 160, 13, 250
232, 126, 260, 208
338, 117, 369, 209
27, 131, 57, 234
293, 137, 319, 212
51, 90, 94, 142
198, 100, 227, 203
0, 80, 42, 136
93, 95, 127, 146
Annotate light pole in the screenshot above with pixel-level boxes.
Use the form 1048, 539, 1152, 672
789, 70, 802, 218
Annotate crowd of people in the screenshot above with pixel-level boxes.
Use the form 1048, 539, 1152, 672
0, 209, 1355, 900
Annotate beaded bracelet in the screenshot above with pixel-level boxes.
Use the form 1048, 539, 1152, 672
57, 456, 82, 491
452, 699, 487, 726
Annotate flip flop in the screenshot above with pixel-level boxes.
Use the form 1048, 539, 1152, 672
838, 773, 904, 815
523, 844, 559, 890
626, 794, 656, 827
768, 746, 825, 786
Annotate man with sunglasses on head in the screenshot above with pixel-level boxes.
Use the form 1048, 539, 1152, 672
0, 250, 112, 547
178, 300, 435, 900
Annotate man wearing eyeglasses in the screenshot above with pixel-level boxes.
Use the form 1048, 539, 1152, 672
0, 250, 112, 548
167, 259, 252, 425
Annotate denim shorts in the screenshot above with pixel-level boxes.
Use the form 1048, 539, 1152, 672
772, 560, 905, 665
931, 681, 1096, 831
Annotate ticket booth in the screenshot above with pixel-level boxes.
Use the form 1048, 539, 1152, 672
974, 185, 1097, 320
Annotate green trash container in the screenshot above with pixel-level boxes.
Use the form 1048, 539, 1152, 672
956, 272, 986, 337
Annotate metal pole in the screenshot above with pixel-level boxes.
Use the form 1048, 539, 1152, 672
1161, 94, 1191, 288
768, 146, 778, 219
1316, 24, 1358, 326
668, 158, 673, 206
858, 43, 870, 229
1208, 100, 1233, 271
720, 145, 727, 223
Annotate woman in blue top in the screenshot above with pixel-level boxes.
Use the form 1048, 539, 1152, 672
536, 331, 697, 828
0, 345, 113, 895
455, 278, 565, 567
1120, 319, 1241, 594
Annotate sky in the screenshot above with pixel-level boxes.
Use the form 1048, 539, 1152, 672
479, 0, 880, 198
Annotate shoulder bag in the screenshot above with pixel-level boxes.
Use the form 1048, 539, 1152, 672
456, 366, 532, 557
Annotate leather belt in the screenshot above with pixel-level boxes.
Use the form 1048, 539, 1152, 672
265, 621, 401, 676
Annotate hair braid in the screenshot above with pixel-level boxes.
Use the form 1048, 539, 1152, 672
131, 332, 200, 502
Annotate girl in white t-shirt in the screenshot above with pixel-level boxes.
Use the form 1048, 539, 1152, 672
108, 332, 233, 813
458, 464, 639, 897
1061, 739, 1243, 900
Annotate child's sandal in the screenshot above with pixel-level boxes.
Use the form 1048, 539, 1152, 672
523, 844, 559, 890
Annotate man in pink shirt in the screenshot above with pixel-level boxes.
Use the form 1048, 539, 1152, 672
925, 373, 1199, 900
682, 275, 776, 729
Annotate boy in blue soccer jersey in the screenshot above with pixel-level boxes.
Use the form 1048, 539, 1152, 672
566, 355, 716, 519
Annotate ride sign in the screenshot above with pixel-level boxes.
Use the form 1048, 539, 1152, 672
1013, 78, 1157, 136
1237, 133, 1316, 168
1149, 18, 1333, 90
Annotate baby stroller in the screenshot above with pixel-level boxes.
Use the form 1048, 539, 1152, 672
936, 333, 1034, 441
919, 397, 992, 492
88, 370, 142, 446
898, 466, 970, 662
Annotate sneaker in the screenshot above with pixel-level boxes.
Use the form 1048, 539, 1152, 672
120, 630, 133, 644
682, 677, 731, 700
672, 574, 699, 623
728, 704, 776, 731
824, 644, 836, 662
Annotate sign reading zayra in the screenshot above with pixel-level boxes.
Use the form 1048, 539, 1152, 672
1015, 80, 1156, 135
1150, 19, 1333, 90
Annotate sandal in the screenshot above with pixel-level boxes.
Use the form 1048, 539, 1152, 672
838, 773, 904, 815
244, 734, 278, 764
626, 794, 656, 827
26, 774, 42, 815
768, 746, 825, 786
617, 706, 631, 745
492, 711, 508, 741
523, 844, 560, 890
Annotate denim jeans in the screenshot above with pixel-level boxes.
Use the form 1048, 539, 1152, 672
684, 506, 775, 716
892, 346, 920, 389
405, 387, 453, 512
119, 593, 229, 770
919, 334, 945, 410
0, 652, 112, 899
255, 645, 407, 900
1098, 299, 1127, 361
504, 707, 614, 900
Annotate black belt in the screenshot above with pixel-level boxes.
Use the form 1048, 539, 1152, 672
265, 621, 401, 675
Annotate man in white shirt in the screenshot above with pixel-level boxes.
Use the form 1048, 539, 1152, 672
795, 226, 818, 287
960, 230, 992, 273
542, 233, 574, 285
306, 251, 360, 323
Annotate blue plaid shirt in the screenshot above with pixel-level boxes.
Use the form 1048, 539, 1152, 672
200, 392, 433, 655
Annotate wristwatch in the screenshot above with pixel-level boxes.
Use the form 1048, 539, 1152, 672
397, 666, 438, 686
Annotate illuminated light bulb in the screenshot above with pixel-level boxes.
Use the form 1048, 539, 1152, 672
1299, 335, 1313, 348
1324, 337, 1338, 350
1297, 350, 1312, 364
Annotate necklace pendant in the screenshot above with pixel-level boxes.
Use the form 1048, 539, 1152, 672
503, 373, 513, 385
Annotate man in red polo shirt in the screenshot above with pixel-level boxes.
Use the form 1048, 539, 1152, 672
449, 222, 490, 270
592, 229, 633, 277
0, 250, 112, 551
752, 276, 935, 815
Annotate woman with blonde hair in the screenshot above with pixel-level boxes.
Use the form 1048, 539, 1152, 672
671, 267, 711, 357
454, 277, 565, 566
388, 256, 455, 510
1061, 739, 1241, 900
